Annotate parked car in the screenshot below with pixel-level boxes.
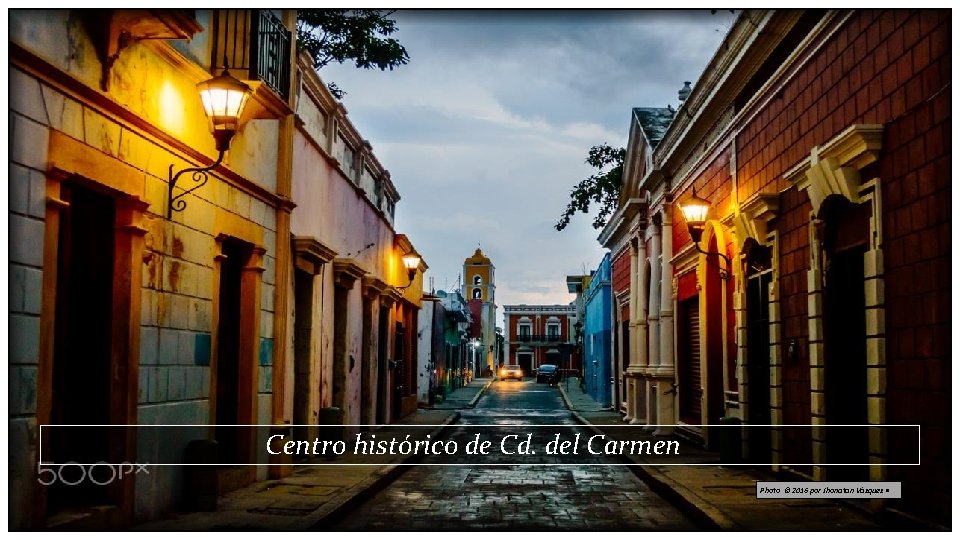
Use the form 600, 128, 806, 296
499, 364, 523, 381
536, 364, 559, 385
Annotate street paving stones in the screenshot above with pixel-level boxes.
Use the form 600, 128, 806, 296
559, 378, 896, 531
137, 376, 926, 531
137, 380, 490, 531
333, 379, 696, 531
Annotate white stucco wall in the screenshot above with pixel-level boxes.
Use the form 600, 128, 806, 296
417, 305, 434, 403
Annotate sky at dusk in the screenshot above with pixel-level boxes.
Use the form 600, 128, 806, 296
319, 9, 738, 321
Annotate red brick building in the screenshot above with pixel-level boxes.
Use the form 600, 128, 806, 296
605, 9, 949, 525
502, 304, 578, 377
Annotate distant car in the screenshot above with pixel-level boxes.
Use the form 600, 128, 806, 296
499, 364, 523, 381
536, 364, 559, 385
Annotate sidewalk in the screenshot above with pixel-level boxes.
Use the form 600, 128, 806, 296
424, 377, 493, 410
558, 378, 890, 531
556, 377, 612, 412
138, 380, 490, 531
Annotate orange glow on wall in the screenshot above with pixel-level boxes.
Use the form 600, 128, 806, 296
158, 80, 187, 136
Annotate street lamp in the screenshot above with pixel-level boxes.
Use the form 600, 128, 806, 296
167, 67, 252, 218
469, 338, 480, 380
396, 248, 422, 291
679, 187, 732, 280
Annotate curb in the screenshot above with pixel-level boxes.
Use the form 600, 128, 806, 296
567, 410, 738, 531
297, 411, 462, 530
466, 379, 493, 408
557, 381, 573, 410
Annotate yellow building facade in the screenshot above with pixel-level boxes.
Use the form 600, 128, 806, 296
8, 10, 434, 530
9, 9, 296, 528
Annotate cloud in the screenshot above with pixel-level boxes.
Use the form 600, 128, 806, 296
318, 9, 736, 320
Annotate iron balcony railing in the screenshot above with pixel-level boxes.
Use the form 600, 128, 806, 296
514, 334, 565, 344
212, 9, 291, 100
250, 10, 291, 100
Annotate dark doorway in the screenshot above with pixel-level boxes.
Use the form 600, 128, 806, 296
375, 306, 389, 424
822, 197, 870, 481
361, 297, 373, 424
678, 296, 702, 425
824, 247, 869, 479
215, 238, 248, 465
392, 321, 405, 421
517, 352, 533, 374
292, 269, 313, 445
332, 286, 349, 412
745, 243, 773, 463
49, 182, 116, 514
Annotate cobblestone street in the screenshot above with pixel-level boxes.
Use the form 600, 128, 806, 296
334, 380, 697, 530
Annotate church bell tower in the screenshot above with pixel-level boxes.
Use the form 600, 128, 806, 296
463, 247, 497, 374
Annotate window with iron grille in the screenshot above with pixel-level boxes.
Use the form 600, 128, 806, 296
211, 9, 291, 100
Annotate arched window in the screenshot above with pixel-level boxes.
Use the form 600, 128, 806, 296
472, 288, 482, 299
473, 275, 482, 286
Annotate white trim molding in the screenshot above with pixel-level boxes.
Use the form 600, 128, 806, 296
785, 124, 883, 216
787, 123, 887, 496
734, 192, 780, 251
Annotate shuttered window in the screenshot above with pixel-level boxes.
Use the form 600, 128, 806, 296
680, 296, 702, 424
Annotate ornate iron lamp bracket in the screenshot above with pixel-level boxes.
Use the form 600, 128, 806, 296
167, 150, 225, 219
692, 239, 733, 280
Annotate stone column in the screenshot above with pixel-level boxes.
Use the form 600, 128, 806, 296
270, 113, 296, 479
624, 238, 639, 423
631, 232, 648, 424
645, 226, 661, 432
655, 206, 676, 435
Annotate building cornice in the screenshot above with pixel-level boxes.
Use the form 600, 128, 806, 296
333, 258, 367, 289
395, 233, 413, 254
382, 288, 404, 307
654, 10, 784, 175
665, 10, 850, 207
296, 53, 400, 209
363, 275, 391, 299
292, 236, 337, 275
597, 197, 645, 248
619, 111, 657, 207
734, 192, 780, 248
503, 305, 575, 315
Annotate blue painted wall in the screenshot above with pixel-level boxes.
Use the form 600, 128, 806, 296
583, 254, 613, 407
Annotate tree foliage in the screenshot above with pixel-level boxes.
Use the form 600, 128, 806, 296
297, 10, 410, 99
555, 144, 626, 232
